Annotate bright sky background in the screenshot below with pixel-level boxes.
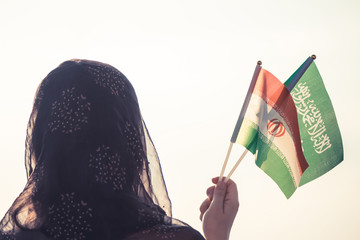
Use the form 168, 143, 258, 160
1, 0, 359, 239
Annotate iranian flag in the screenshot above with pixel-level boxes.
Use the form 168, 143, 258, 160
231, 64, 308, 198
284, 56, 343, 186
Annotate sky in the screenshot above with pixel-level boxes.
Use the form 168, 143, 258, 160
0, 0, 359, 239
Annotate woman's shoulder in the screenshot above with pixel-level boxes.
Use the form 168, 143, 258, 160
124, 224, 205, 240
15, 231, 50, 240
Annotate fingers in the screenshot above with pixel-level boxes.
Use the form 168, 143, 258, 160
206, 185, 215, 200
211, 181, 227, 210
211, 177, 239, 211
200, 186, 215, 220
212, 176, 236, 186
225, 179, 238, 203
200, 177, 239, 220
199, 198, 211, 220
212, 177, 220, 184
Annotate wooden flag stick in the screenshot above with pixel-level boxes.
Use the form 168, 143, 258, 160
225, 148, 249, 182
219, 142, 234, 181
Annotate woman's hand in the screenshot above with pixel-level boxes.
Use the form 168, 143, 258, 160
200, 177, 239, 240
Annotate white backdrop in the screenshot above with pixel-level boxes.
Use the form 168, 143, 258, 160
1, 0, 359, 239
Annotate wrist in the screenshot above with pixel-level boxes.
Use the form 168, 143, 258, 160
205, 231, 230, 240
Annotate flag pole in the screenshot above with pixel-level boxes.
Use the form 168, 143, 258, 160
225, 148, 249, 182
286, 54, 316, 92
219, 61, 262, 181
219, 142, 234, 181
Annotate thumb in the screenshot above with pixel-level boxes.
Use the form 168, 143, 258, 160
211, 181, 226, 209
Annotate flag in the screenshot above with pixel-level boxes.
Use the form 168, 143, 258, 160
231, 64, 308, 198
284, 57, 343, 186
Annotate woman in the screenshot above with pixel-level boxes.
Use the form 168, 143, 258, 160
0, 59, 238, 240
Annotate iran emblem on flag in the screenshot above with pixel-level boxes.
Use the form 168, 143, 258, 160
267, 119, 286, 137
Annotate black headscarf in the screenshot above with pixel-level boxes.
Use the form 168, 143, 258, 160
0, 60, 204, 240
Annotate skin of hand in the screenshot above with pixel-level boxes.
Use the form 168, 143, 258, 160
200, 177, 239, 240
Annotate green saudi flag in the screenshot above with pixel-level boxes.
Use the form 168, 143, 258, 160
284, 56, 343, 186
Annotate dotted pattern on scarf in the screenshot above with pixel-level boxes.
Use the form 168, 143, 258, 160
0, 233, 15, 240
88, 145, 127, 191
44, 192, 93, 240
86, 65, 126, 96
48, 87, 91, 134
136, 204, 164, 228
31, 161, 45, 193
124, 122, 144, 165
140, 225, 181, 239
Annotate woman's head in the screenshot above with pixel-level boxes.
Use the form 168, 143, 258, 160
28, 60, 145, 194
0, 60, 171, 238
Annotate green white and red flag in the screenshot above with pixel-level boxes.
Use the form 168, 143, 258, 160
284, 57, 343, 186
231, 64, 308, 198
